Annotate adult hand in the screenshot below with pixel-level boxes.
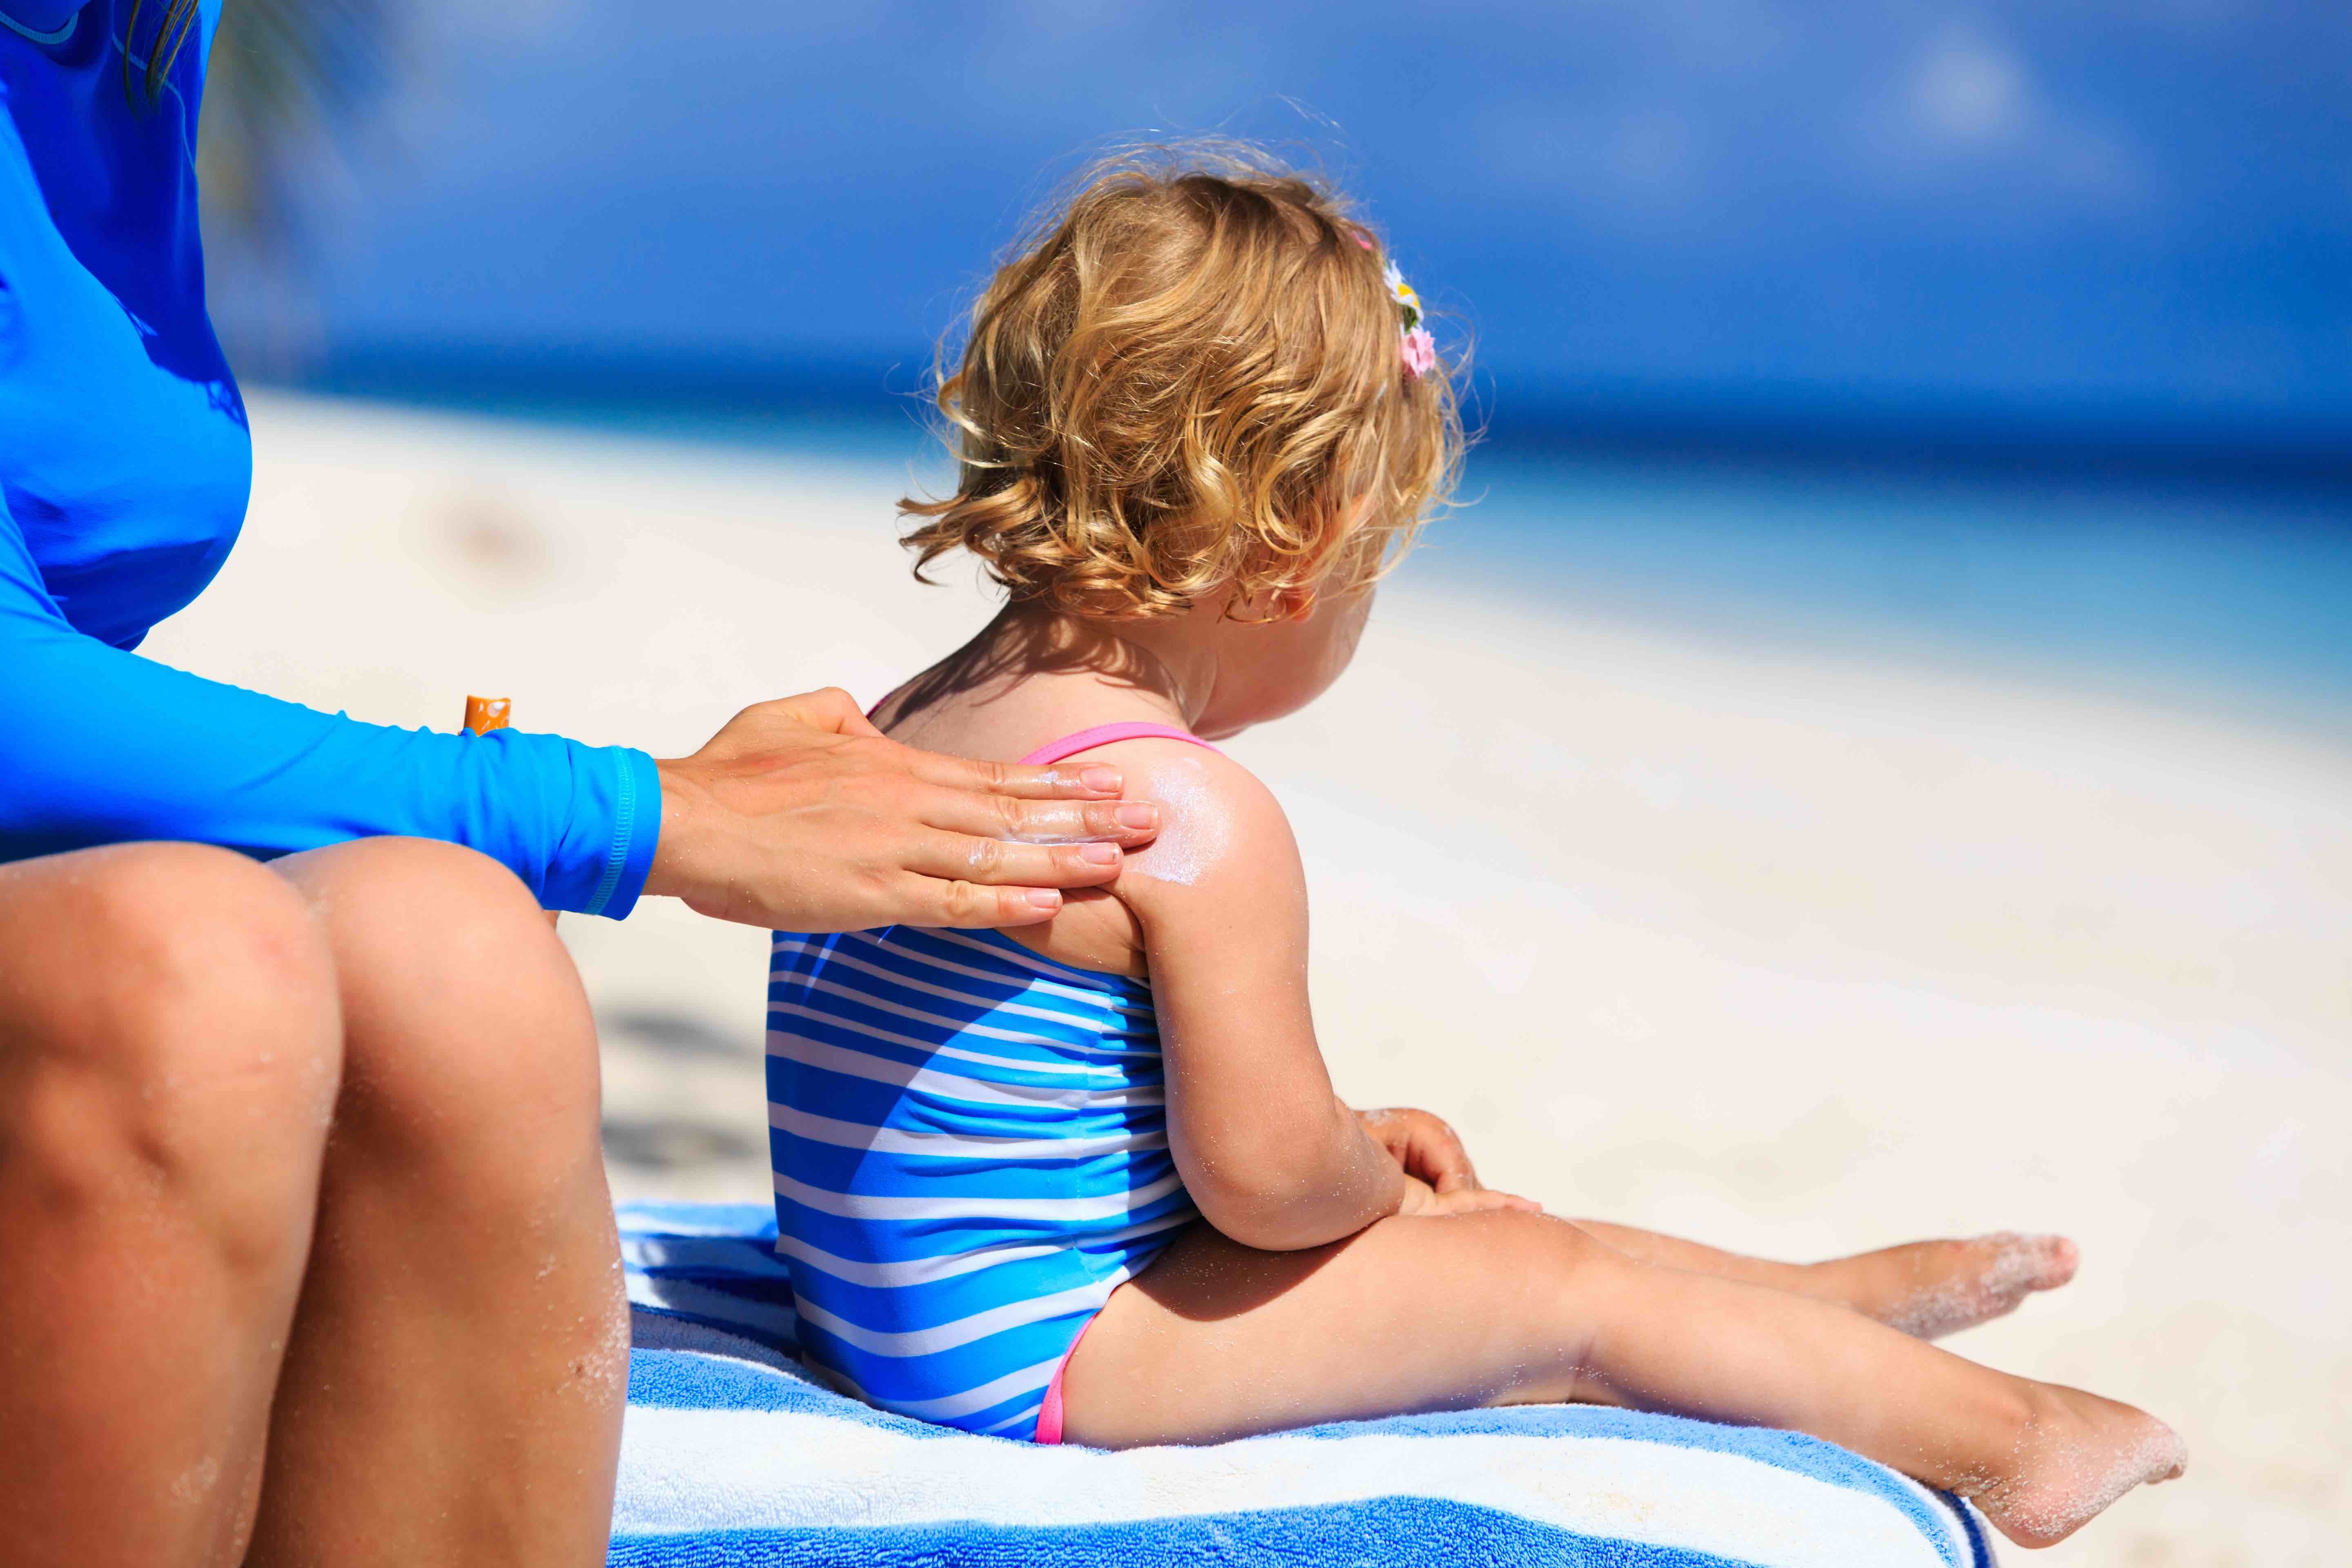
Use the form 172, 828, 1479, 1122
1356, 1105, 1495, 1195
646, 688, 1159, 931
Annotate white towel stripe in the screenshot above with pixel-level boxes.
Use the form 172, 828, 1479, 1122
615, 1411, 1978, 1565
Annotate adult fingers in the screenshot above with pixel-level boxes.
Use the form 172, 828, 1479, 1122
919, 788, 1161, 847
915, 876, 1069, 931
756, 686, 880, 737
902, 831, 1128, 890
893, 740, 1132, 802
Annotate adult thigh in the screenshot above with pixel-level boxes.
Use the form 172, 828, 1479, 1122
269, 836, 604, 1202
0, 842, 342, 1566
246, 837, 623, 1568
0, 839, 344, 1279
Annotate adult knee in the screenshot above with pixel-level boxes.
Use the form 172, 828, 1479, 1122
0, 844, 342, 1268
293, 839, 603, 1202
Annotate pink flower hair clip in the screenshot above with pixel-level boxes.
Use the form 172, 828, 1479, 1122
1353, 231, 1437, 379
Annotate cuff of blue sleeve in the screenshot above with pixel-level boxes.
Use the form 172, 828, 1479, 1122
579, 746, 662, 921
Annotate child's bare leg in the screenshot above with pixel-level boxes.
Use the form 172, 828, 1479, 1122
1568, 1220, 2079, 1339
1063, 1214, 2181, 1549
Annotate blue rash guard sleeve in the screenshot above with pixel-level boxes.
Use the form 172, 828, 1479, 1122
0, 495, 662, 917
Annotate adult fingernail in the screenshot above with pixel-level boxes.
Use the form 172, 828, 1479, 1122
1115, 802, 1158, 829
1025, 889, 1062, 910
1077, 842, 1120, 865
1078, 766, 1122, 793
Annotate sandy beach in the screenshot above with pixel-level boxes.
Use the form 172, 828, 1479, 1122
142, 391, 2352, 1565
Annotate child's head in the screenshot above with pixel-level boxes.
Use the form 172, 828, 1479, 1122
901, 143, 1464, 633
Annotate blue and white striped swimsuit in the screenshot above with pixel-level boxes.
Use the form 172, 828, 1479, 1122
766, 724, 1216, 1439
767, 723, 1223, 1440
764, 925, 1196, 1438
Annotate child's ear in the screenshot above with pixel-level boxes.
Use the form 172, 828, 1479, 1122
1269, 583, 1319, 621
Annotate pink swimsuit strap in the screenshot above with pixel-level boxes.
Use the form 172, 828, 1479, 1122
1020, 722, 1221, 768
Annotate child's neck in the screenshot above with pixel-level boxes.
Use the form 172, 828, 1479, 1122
876, 603, 1238, 763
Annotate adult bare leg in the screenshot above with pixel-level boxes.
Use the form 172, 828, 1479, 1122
1062, 1214, 2182, 1548
244, 837, 625, 1568
0, 844, 343, 1568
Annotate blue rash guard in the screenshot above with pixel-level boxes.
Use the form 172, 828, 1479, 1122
0, 0, 659, 916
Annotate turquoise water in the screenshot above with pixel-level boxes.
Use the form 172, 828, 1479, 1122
1423, 452, 2352, 738
327, 385, 2352, 739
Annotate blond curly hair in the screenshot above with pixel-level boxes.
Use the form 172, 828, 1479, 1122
900, 143, 1465, 620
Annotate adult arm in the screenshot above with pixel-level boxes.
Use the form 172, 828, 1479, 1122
1106, 739, 1535, 1251
0, 504, 1155, 925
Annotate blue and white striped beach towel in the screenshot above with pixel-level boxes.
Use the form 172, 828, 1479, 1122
616, 1202, 1998, 1566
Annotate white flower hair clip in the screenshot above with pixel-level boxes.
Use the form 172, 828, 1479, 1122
1355, 230, 1437, 380
1384, 259, 1437, 380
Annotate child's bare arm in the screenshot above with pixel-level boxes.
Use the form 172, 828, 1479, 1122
1102, 740, 1524, 1249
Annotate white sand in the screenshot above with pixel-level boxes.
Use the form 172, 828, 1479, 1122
144, 391, 2352, 1564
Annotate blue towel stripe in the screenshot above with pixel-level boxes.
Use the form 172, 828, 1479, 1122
609, 1505, 1773, 1568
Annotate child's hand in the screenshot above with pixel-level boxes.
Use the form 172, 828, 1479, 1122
1356, 1105, 1488, 1194
1394, 1174, 1545, 1218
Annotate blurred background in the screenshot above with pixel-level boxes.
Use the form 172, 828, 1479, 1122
216, 1, 2352, 451
162, 3, 2348, 1563
200, 0, 2352, 722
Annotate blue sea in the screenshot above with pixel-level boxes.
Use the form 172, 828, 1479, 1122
312, 372, 2352, 743
1433, 452, 2352, 739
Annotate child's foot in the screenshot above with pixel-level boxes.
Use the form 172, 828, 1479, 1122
1967, 1385, 2187, 1548
1829, 1232, 2079, 1339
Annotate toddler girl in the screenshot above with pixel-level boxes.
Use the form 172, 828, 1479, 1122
764, 145, 2184, 1549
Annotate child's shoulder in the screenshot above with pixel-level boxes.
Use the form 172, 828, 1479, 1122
1078, 734, 1298, 905
990, 731, 1304, 980
880, 682, 1296, 895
